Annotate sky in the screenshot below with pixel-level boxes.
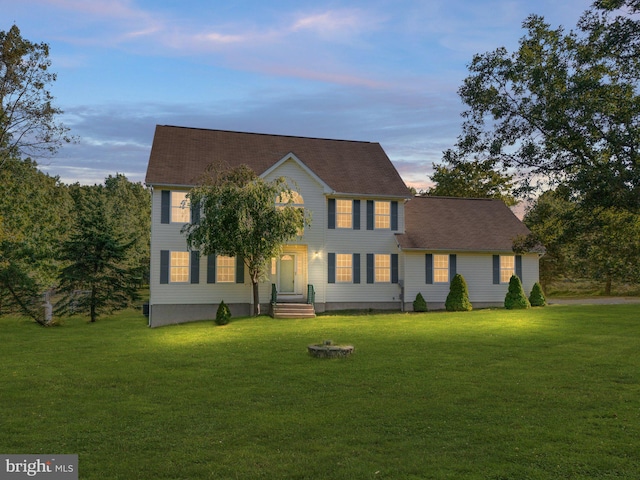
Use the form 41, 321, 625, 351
2, 0, 594, 190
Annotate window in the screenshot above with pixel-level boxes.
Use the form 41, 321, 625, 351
500, 255, 515, 283
217, 256, 236, 283
170, 252, 190, 283
434, 254, 449, 283
336, 254, 352, 282
277, 191, 304, 235
171, 191, 190, 223
375, 201, 390, 229
336, 199, 352, 228
375, 254, 391, 283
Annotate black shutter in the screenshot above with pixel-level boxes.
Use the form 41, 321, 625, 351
161, 191, 170, 224
425, 253, 433, 284
190, 251, 200, 284
493, 255, 500, 284
449, 254, 457, 282
328, 253, 336, 283
391, 254, 399, 284
353, 200, 360, 230
160, 250, 169, 284
391, 201, 398, 231
190, 200, 200, 225
328, 198, 336, 229
366, 201, 374, 230
367, 254, 374, 283
207, 255, 216, 284
236, 257, 245, 283
353, 253, 360, 284
515, 255, 523, 280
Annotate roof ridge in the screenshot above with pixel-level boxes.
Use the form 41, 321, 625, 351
158, 124, 377, 146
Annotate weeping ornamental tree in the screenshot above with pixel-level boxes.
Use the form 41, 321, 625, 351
182, 164, 310, 316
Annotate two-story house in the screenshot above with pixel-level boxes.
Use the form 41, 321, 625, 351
145, 125, 540, 327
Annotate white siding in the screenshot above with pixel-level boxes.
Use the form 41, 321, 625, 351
403, 251, 541, 308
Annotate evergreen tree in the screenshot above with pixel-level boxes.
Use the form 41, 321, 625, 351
529, 282, 546, 307
413, 292, 428, 312
504, 275, 531, 310
445, 274, 473, 312
57, 187, 140, 322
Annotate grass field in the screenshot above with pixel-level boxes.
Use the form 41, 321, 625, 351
2, 304, 639, 479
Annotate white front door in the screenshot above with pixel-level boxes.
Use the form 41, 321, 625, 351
279, 254, 296, 293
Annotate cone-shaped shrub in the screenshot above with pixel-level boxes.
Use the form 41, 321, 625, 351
504, 275, 531, 309
215, 300, 232, 325
413, 292, 428, 312
529, 282, 546, 307
445, 274, 473, 311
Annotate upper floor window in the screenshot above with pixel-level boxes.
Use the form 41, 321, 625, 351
336, 199, 352, 228
216, 256, 236, 283
500, 255, 515, 283
171, 191, 190, 223
277, 191, 304, 235
433, 254, 449, 283
170, 251, 190, 283
336, 254, 353, 283
375, 201, 390, 229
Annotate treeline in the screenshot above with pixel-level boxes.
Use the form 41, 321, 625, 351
0, 155, 150, 323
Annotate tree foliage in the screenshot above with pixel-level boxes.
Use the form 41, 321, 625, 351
524, 188, 640, 294
0, 154, 73, 322
451, 1, 640, 212
529, 282, 547, 307
0, 25, 74, 161
426, 155, 518, 206
57, 186, 141, 322
445, 274, 473, 312
504, 275, 531, 310
182, 164, 310, 316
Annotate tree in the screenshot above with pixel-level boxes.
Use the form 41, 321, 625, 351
0, 154, 73, 323
0, 25, 74, 162
529, 282, 546, 307
445, 274, 473, 312
524, 188, 640, 294
451, 1, 640, 213
504, 275, 531, 309
57, 186, 140, 322
182, 164, 309, 316
426, 155, 518, 206
103, 174, 151, 284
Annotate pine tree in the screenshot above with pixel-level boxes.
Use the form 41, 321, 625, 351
413, 292, 428, 312
529, 282, 546, 307
445, 274, 473, 312
57, 187, 140, 322
504, 275, 531, 310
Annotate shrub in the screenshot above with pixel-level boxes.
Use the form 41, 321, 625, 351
445, 274, 473, 312
413, 292, 428, 312
529, 282, 546, 307
215, 300, 232, 325
504, 275, 531, 309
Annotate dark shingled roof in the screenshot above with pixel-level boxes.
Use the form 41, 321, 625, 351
145, 125, 411, 197
396, 196, 532, 252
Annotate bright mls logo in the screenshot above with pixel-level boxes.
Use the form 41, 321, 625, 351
1, 455, 77, 480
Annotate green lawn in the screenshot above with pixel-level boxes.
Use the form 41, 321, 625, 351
2, 305, 639, 479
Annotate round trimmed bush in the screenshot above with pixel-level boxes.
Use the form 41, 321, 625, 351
215, 300, 232, 325
529, 282, 546, 307
413, 292, 428, 312
445, 274, 473, 312
504, 275, 531, 309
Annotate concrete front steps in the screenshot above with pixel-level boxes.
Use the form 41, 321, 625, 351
271, 303, 316, 319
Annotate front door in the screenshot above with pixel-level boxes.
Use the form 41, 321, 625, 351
279, 254, 296, 293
